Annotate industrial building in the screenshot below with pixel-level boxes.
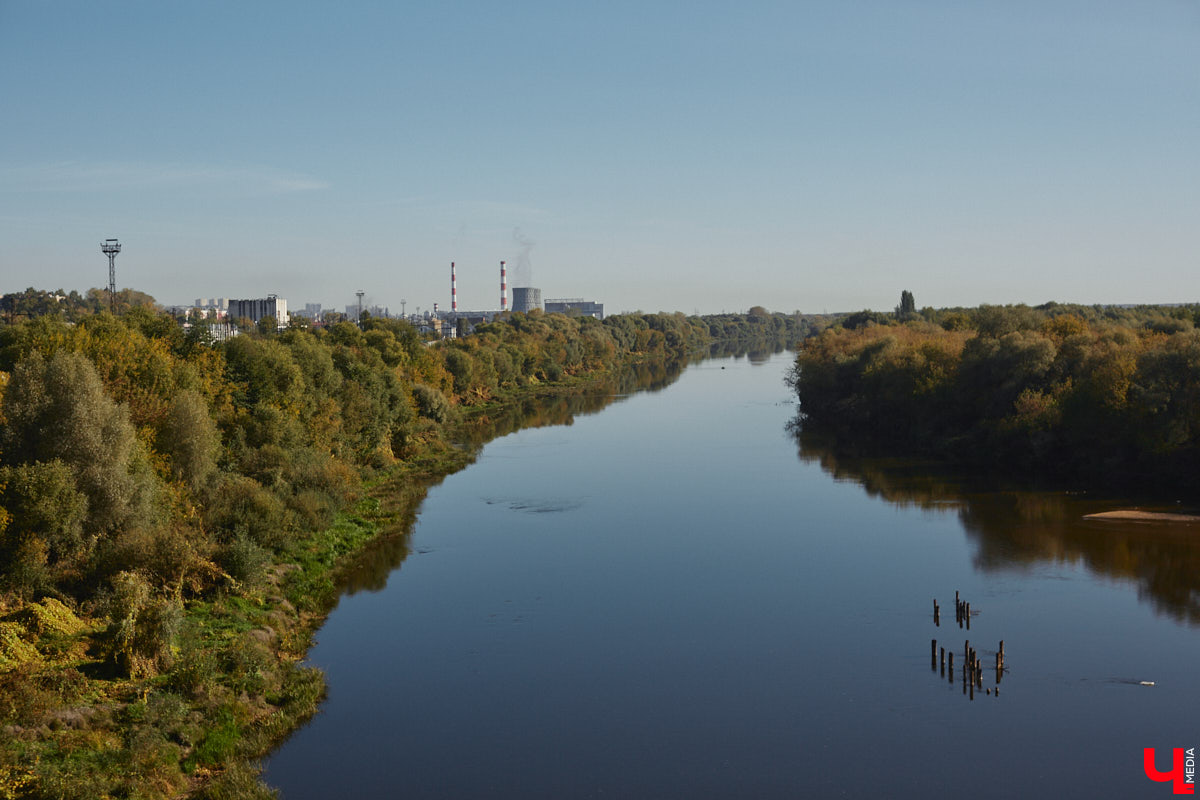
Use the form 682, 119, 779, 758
544, 298, 604, 319
195, 298, 230, 314
207, 322, 239, 343
439, 259, 602, 325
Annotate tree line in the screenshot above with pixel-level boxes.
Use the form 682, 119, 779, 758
791, 300, 1200, 493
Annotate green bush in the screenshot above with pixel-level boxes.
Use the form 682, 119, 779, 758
203, 475, 291, 551
219, 535, 271, 590
0, 460, 88, 570
102, 571, 182, 678
167, 639, 219, 697
220, 638, 271, 695
186, 705, 241, 769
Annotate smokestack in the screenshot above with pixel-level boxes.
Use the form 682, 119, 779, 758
500, 260, 507, 311
451, 261, 457, 312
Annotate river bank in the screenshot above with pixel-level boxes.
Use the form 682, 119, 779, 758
0, 351, 695, 800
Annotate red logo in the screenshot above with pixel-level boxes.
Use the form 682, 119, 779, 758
1145, 748, 1196, 794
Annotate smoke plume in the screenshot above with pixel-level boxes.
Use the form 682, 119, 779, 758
511, 228, 534, 287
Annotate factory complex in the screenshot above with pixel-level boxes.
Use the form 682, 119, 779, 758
177, 261, 603, 339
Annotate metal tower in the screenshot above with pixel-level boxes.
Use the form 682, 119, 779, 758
101, 239, 121, 314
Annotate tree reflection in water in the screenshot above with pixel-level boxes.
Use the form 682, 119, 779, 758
792, 426, 1200, 625
332, 358, 690, 599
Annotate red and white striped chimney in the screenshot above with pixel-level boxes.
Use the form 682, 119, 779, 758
451, 261, 457, 312
500, 260, 507, 311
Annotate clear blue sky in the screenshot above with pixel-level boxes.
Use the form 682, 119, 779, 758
2, 1, 1197, 314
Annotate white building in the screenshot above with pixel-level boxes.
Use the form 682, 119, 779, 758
194, 298, 230, 313
228, 295, 288, 327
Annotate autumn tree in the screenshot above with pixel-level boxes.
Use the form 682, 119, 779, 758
1, 350, 148, 536
0, 460, 88, 596
157, 390, 221, 492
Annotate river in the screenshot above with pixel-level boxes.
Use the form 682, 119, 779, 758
266, 349, 1200, 799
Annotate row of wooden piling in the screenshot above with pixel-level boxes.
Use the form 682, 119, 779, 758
931, 592, 1006, 700
932, 592, 972, 630
931, 636, 1004, 699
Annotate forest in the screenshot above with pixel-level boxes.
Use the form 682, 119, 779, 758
0, 292, 796, 798
791, 300, 1200, 494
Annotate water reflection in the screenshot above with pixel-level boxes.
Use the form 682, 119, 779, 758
456, 358, 687, 450
334, 358, 691, 597
706, 336, 792, 362
793, 428, 1200, 625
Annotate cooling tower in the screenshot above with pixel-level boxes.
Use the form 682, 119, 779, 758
511, 287, 542, 313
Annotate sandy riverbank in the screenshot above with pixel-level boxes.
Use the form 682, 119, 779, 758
1083, 510, 1200, 523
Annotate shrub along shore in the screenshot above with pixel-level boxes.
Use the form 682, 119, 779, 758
791, 302, 1200, 496
0, 297, 805, 799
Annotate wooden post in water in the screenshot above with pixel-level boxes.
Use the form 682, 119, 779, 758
940, 647, 945, 676
965, 602, 971, 630
932, 639, 937, 670
934, 599, 940, 626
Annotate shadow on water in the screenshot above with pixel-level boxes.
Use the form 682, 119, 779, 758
333, 358, 690, 597
792, 424, 1200, 626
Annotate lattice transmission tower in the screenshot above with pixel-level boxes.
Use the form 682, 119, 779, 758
101, 238, 121, 314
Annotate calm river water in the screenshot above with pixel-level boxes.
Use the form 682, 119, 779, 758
266, 350, 1200, 799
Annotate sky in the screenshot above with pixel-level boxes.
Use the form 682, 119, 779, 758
1, 0, 1198, 315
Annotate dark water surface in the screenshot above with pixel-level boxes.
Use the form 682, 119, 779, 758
266, 351, 1200, 799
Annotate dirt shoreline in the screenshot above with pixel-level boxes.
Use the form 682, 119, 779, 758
1083, 510, 1200, 523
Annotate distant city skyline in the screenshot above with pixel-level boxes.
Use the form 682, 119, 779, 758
2, 1, 1197, 314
